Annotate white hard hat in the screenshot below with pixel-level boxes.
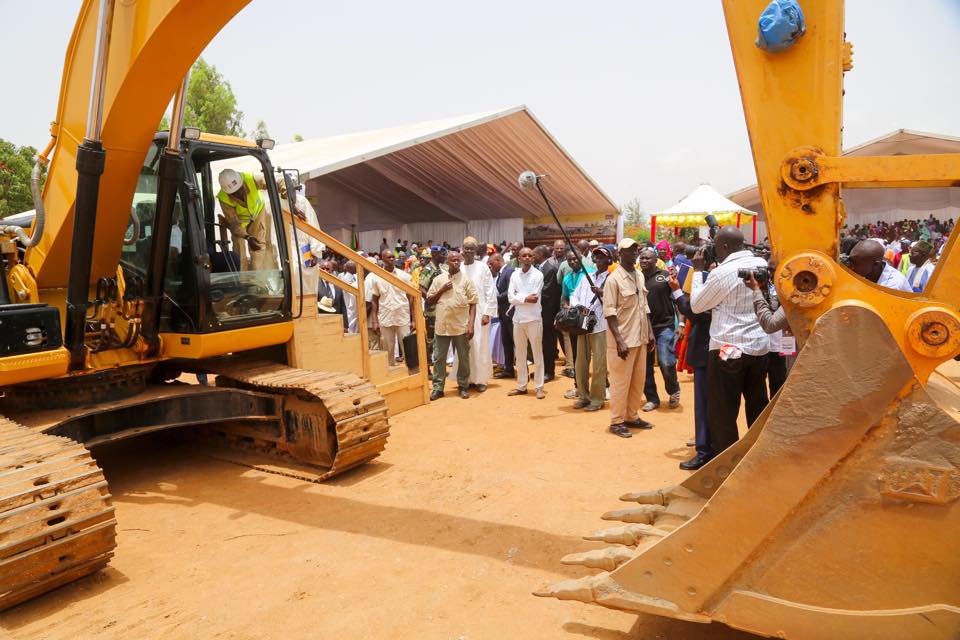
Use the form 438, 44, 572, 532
218, 168, 243, 194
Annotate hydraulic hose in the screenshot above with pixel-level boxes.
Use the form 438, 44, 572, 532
0, 158, 48, 247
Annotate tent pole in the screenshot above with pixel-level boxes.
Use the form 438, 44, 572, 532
753, 216, 758, 243
650, 215, 657, 241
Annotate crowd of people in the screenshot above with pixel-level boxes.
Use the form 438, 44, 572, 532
308, 216, 948, 473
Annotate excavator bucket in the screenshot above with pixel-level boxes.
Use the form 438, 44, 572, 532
537, 0, 960, 635
537, 304, 960, 638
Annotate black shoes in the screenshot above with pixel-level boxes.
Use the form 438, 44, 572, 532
543, 373, 555, 383
625, 419, 654, 430
458, 387, 469, 399
429, 390, 443, 401
609, 424, 632, 438
493, 370, 515, 379
679, 454, 712, 470
475, 384, 487, 393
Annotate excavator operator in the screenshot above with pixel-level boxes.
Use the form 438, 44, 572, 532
217, 168, 267, 269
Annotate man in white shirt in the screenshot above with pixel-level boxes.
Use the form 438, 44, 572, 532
690, 227, 770, 455
507, 247, 546, 399
452, 237, 497, 391
849, 239, 913, 293
904, 240, 935, 292
369, 250, 415, 363
570, 246, 612, 411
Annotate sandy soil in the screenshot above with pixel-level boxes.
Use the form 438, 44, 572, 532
2, 370, 760, 640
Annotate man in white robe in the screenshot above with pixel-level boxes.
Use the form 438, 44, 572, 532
450, 236, 496, 391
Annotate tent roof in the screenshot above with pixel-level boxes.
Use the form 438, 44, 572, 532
727, 129, 960, 211
224, 106, 617, 223
655, 183, 755, 217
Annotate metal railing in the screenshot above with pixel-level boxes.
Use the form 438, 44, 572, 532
281, 211, 430, 404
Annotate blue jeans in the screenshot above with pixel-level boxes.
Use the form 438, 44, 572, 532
644, 326, 680, 404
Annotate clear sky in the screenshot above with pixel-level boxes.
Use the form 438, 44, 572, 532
1, 1, 957, 211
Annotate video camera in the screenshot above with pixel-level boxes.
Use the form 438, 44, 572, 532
702, 214, 719, 266
737, 266, 770, 283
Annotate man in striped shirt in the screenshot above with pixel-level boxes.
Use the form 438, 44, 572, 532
690, 227, 770, 455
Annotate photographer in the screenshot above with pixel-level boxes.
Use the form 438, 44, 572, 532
743, 260, 792, 395
690, 227, 770, 455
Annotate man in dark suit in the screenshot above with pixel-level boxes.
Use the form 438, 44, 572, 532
670, 269, 713, 470
489, 253, 515, 378
317, 260, 349, 330
534, 244, 561, 382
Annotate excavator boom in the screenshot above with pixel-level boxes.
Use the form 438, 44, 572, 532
31, 0, 250, 289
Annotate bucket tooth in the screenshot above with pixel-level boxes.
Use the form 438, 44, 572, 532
619, 488, 671, 504
535, 572, 711, 622
583, 523, 669, 546
561, 546, 636, 571
601, 505, 665, 524
533, 572, 608, 602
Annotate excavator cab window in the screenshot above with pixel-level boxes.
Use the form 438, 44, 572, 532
183, 141, 292, 330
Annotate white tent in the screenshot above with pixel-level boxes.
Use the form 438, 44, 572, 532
222, 106, 617, 250
728, 129, 960, 240
652, 183, 757, 242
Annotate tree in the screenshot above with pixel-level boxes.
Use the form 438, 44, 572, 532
156, 58, 245, 135
181, 58, 244, 136
292, 134, 304, 143
252, 120, 270, 141
620, 196, 645, 226
0, 139, 44, 218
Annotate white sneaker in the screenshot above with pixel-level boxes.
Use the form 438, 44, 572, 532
642, 401, 659, 412
563, 388, 578, 399
668, 392, 681, 408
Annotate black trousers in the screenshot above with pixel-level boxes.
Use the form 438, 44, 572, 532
541, 306, 559, 376
499, 312, 515, 373
766, 352, 787, 396
707, 350, 769, 455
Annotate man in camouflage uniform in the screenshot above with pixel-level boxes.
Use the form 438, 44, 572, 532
418, 245, 447, 370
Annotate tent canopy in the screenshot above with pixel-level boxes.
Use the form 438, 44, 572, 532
224, 106, 617, 233
653, 183, 756, 228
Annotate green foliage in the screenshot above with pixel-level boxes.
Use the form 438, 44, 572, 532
631, 227, 651, 243
181, 58, 245, 136
293, 133, 304, 143
620, 196, 645, 225
0, 139, 44, 218
252, 120, 270, 141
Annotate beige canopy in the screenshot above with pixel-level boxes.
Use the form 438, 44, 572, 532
226, 106, 617, 249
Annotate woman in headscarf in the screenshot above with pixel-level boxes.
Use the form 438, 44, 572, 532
655, 239, 673, 269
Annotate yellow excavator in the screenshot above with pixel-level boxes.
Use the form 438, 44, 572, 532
0, 0, 407, 610
536, 1, 960, 638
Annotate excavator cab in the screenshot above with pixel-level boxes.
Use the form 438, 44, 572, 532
120, 133, 293, 336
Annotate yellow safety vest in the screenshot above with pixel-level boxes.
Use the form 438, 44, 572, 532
217, 171, 264, 227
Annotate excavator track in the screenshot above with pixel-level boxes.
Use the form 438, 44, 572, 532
0, 418, 116, 611
205, 361, 391, 482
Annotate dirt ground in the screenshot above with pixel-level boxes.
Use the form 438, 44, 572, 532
3, 370, 761, 640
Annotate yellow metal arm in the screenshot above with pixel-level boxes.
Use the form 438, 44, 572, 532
723, 0, 960, 381
31, 0, 250, 288
781, 147, 960, 191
